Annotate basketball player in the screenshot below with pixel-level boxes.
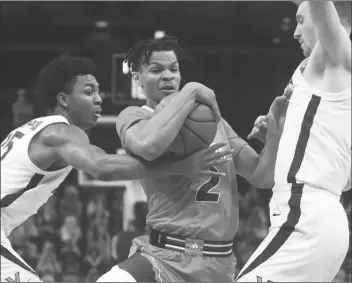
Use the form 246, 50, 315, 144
0, 54, 233, 282
236, 1, 351, 281
97, 36, 289, 282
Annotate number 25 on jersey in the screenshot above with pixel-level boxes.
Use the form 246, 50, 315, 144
1, 131, 24, 161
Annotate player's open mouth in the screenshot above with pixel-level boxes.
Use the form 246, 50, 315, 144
160, 86, 176, 93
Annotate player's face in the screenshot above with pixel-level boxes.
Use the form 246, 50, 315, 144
139, 51, 181, 106
66, 74, 102, 130
294, 2, 318, 57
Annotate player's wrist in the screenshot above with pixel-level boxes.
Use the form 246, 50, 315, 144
180, 83, 199, 101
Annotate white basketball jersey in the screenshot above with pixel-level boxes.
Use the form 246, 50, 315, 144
1, 116, 73, 236
275, 59, 351, 196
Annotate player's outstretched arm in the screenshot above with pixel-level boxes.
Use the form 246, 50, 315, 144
308, 1, 351, 68
43, 124, 231, 181
222, 94, 290, 189
247, 85, 293, 143
117, 82, 220, 161
222, 119, 276, 189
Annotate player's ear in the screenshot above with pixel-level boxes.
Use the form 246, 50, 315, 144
131, 72, 143, 88
57, 92, 69, 108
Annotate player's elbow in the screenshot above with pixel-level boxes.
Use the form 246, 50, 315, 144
251, 174, 274, 189
125, 135, 162, 161
133, 142, 162, 161
255, 179, 274, 190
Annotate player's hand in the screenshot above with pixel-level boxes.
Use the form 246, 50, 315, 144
183, 82, 221, 123
248, 85, 293, 142
247, 115, 268, 143
180, 142, 233, 178
266, 85, 293, 137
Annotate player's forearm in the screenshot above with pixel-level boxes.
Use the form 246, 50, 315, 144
133, 89, 197, 161
308, 1, 348, 63
252, 133, 281, 189
95, 153, 185, 181
309, 2, 340, 30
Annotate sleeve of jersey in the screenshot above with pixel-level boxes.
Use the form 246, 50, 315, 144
116, 106, 150, 147
221, 118, 248, 160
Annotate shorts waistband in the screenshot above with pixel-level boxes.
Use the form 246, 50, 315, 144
149, 229, 233, 257
273, 183, 340, 200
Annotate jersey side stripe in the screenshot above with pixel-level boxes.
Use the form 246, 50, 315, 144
0, 245, 38, 276
287, 94, 321, 184
0, 173, 44, 208
236, 94, 320, 281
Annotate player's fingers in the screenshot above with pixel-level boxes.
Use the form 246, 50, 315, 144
207, 158, 231, 167
254, 115, 266, 126
283, 85, 294, 99
204, 142, 227, 153
259, 121, 268, 129
247, 127, 258, 139
269, 96, 288, 118
205, 148, 234, 162
200, 170, 226, 177
211, 104, 222, 123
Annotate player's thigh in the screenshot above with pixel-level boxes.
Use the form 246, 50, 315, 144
236, 228, 319, 282
1, 246, 42, 282
97, 253, 156, 282
320, 223, 349, 282
205, 253, 237, 282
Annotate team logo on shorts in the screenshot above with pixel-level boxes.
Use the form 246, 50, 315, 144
5, 272, 22, 282
257, 275, 274, 282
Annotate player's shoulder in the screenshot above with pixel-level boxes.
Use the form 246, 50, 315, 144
116, 106, 153, 129
40, 123, 89, 148
119, 106, 153, 119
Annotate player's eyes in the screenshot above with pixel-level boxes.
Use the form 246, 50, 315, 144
171, 68, 179, 72
84, 88, 93, 95
150, 69, 161, 73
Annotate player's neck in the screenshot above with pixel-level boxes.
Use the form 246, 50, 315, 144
53, 107, 72, 125
146, 99, 157, 110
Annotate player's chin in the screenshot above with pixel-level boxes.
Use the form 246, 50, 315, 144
303, 47, 311, 58
160, 89, 177, 96
85, 116, 99, 129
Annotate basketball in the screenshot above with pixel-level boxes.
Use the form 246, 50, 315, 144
155, 95, 217, 155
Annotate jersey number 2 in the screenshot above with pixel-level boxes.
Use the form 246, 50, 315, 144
195, 166, 221, 203
1, 131, 24, 161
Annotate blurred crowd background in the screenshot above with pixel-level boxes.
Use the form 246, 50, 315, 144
1, 2, 351, 282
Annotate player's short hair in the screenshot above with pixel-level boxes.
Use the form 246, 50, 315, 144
125, 36, 185, 73
35, 54, 96, 109
334, 2, 352, 32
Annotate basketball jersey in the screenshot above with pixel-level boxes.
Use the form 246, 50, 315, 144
116, 105, 240, 241
1, 116, 73, 236
274, 58, 351, 196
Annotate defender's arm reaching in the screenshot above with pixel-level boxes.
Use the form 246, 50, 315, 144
43, 123, 231, 181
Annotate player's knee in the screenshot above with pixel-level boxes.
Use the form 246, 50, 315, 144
97, 265, 137, 282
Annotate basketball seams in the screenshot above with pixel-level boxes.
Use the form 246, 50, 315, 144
182, 123, 209, 147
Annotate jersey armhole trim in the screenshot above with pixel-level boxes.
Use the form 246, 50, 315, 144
25, 121, 71, 175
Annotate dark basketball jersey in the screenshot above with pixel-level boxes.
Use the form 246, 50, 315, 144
116, 106, 242, 241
